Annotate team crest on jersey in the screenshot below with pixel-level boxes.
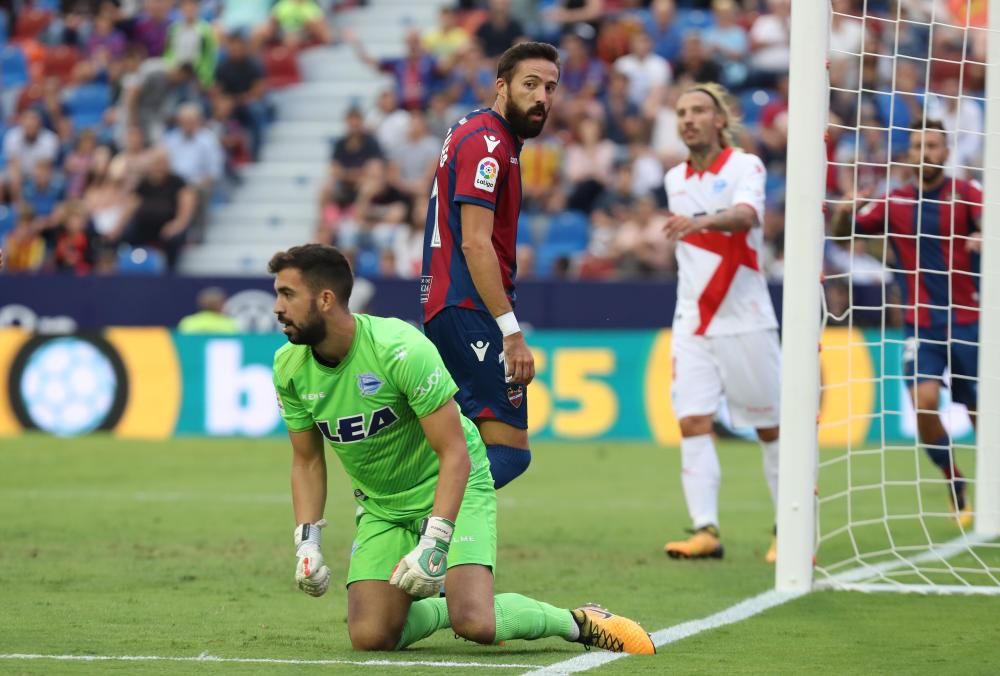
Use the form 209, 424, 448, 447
357, 373, 383, 396
506, 385, 524, 408
474, 157, 499, 193
712, 178, 728, 193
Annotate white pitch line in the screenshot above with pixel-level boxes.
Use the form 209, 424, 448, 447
0, 653, 539, 670
526, 534, 981, 675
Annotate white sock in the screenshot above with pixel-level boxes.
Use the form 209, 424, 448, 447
680, 434, 720, 530
760, 438, 780, 514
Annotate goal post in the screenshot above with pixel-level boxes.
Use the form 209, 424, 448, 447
976, 0, 1000, 538
777, 0, 1000, 594
774, 0, 828, 593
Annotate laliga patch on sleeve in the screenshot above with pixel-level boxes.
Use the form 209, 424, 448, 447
474, 157, 500, 193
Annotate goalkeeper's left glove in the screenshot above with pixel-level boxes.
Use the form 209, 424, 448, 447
389, 516, 454, 598
294, 519, 330, 597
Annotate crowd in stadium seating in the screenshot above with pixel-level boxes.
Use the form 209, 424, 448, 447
0, 0, 988, 283
0, 0, 338, 273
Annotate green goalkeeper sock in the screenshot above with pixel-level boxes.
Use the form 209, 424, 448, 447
396, 597, 450, 650
494, 593, 577, 642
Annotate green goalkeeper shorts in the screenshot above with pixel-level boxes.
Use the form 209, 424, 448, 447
346, 479, 498, 586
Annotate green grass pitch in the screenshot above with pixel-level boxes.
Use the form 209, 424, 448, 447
1, 436, 998, 675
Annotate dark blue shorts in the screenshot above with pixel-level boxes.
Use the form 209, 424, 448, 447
902, 323, 978, 409
424, 307, 528, 429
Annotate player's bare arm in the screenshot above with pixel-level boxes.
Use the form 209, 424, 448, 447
288, 426, 331, 597
289, 427, 327, 524
418, 400, 472, 523
664, 204, 757, 241
460, 203, 535, 385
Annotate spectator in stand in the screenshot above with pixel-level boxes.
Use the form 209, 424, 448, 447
701, 0, 749, 90
366, 89, 411, 153
255, 0, 332, 50
213, 30, 268, 160
50, 200, 95, 274
646, 85, 688, 171
645, 0, 683, 64
124, 58, 201, 142
445, 40, 494, 110
519, 125, 564, 213
112, 125, 154, 192
544, 0, 605, 38
421, 5, 470, 60
563, 115, 616, 214
349, 28, 445, 111
3, 110, 61, 200
163, 102, 224, 240
63, 129, 101, 199
131, 0, 173, 58
3, 206, 47, 272
86, 147, 131, 248
386, 110, 440, 200
601, 69, 642, 145
164, 0, 219, 88
748, 0, 791, 87
614, 29, 672, 108
114, 147, 196, 271
21, 159, 67, 242
88, 7, 128, 66
559, 30, 606, 99
475, 0, 526, 58
614, 193, 673, 278
672, 34, 722, 86
758, 75, 789, 168
927, 77, 984, 180
317, 107, 384, 229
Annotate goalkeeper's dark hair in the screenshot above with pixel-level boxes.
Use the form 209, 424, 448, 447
268, 244, 353, 308
496, 41, 561, 84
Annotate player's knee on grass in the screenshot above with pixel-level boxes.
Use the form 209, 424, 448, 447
448, 604, 497, 645
349, 622, 402, 651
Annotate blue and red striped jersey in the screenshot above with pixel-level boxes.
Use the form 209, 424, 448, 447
854, 178, 982, 328
420, 108, 523, 323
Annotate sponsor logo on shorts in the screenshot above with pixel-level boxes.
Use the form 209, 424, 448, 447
507, 385, 524, 408
470, 340, 489, 362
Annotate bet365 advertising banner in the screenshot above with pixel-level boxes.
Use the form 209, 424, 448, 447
0, 328, 973, 444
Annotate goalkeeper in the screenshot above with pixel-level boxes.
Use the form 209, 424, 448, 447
269, 243, 654, 655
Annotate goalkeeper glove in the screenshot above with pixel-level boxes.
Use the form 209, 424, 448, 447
389, 516, 454, 598
293, 519, 330, 597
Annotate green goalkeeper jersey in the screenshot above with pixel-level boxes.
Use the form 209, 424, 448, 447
273, 314, 493, 523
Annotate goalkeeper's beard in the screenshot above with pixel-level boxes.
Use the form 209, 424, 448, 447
282, 304, 327, 346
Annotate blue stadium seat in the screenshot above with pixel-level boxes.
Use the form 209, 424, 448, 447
740, 89, 774, 126
517, 213, 536, 247
355, 249, 381, 278
66, 84, 111, 130
0, 11, 8, 46
0, 45, 28, 89
542, 210, 590, 251
117, 245, 166, 274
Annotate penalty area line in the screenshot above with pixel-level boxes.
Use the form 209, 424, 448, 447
0, 653, 540, 670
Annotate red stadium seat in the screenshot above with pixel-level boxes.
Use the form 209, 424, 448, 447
264, 46, 301, 88
43, 45, 80, 84
14, 8, 51, 41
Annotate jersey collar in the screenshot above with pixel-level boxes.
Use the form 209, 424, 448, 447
310, 315, 362, 374
685, 146, 734, 179
486, 108, 523, 152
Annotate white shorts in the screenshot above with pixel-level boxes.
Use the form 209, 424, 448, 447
671, 329, 781, 429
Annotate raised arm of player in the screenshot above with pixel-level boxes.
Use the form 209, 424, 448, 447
461, 203, 534, 384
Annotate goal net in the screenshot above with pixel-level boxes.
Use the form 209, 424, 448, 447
777, 0, 1000, 594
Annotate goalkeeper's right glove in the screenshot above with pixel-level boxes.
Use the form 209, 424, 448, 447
293, 519, 330, 597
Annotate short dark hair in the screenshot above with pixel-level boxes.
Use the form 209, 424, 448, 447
268, 244, 353, 307
918, 118, 946, 132
496, 41, 560, 84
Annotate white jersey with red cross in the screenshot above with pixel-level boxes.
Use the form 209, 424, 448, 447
664, 147, 778, 337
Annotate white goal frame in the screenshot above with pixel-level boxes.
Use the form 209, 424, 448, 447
776, 0, 1000, 594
